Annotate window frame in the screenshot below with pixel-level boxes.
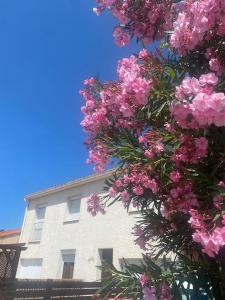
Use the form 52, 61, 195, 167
61, 249, 76, 279
29, 204, 46, 243
64, 195, 81, 223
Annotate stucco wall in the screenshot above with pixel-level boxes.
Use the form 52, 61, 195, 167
17, 176, 143, 281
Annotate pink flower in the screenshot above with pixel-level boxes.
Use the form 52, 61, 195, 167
139, 49, 149, 59
209, 58, 222, 73
169, 171, 181, 182
133, 185, 144, 196
213, 195, 223, 210
133, 225, 147, 250
199, 73, 218, 86
145, 179, 158, 194
194, 137, 208, 159
139, 136, 146, 143
155, 142, 164, 153
218, 181, 225, 188
192, 225, 225, 258
164, 122, 173, 132
87, 194, 105, 216
119, 102, 134, 117
109, 187, 118, 197
159, 281, 173, 300
115, 179, 123, 188
83, 77, 96, 85
113, 26, 130, 47
144, 150, 154, 159
170, 0, 225, 54
139, 274, 149, 287
172, 74, 225, 129
121, 190, 130, 203
143, 286, 157, 300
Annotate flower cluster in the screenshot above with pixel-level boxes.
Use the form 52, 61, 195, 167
81, 53, 155, 172
139, 131, 165, 159
87, 194, 105, 216
109, 167, 158, 202
141, 281, 172, 300
133, 224, 148, 250
171, 0, 225, 54
171, 136, 208, 166
189, 209, 225, 257
83, 0, 225, 297
143, 286, 157, 300
94, 0, 172, 46
164, 182, 199, 220
171, 73, 225, 128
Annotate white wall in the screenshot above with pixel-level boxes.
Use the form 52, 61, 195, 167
17, 176, 143, 281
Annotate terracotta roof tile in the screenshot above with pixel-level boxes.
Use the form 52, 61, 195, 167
0, 228, 21, 237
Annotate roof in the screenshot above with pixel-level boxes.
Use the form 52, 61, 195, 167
25, 169, 114, 201
0, 228, 21, 237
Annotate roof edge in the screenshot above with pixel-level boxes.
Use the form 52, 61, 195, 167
0, 228, 21, 237
25, 169, 115, 201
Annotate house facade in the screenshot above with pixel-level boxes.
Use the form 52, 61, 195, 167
17, 170, 143, 281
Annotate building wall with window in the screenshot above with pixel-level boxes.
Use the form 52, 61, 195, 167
17, 171, 143, 281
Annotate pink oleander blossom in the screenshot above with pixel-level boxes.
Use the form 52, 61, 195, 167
143, 286, 157, 300
193, 226, 225, 258
87, 194, 105, 216
159, 281, 173, 300
139, 274, 149, 287
109, 186, 118, 197
171, 0, 225, 54
113, 26, 130, 47
94, 0, 173, 46
133, 225, 148, 250
170, 170, 181, 182
171, 73, 225, 129
121, 190, 130, 204
133, 185, 144, 196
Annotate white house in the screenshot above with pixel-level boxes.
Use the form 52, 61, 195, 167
17, 170, 143, 281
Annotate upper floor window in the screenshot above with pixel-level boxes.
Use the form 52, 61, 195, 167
29, 205, 46, 243
64, 196, 81, 223
36, 205, 46, 220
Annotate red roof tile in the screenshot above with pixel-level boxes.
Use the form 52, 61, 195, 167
0, 228, 21, 237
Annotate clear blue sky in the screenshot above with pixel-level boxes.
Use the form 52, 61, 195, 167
0, 0, 141, 229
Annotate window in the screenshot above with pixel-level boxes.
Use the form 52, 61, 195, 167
29, 205, 46, 243
36, 206, 46, 219
64, 196, 81, 222
61, 250, 75, 279
19, 258, 42, 279
99, 249, 113, 280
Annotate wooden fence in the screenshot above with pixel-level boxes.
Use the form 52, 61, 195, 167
0, 280, 102, 300
0, 244, 26, 280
